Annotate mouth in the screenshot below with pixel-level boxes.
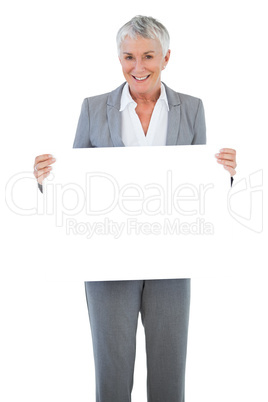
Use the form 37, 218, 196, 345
132, 75, 150, 81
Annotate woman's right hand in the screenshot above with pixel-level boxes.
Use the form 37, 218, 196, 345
33, 154, 56, 184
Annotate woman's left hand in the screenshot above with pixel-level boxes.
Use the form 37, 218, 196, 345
215, 148, 237, 176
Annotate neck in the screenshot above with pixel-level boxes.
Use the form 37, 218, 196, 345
129, 86, 161, 104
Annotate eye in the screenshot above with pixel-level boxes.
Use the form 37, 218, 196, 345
145, 55, 153, 59
125, 56, 133, 60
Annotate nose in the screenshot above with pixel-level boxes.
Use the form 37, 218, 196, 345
133, 58, 145, 73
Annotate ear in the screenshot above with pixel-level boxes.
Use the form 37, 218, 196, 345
162, 50, 171, 71
164, 49, 171, 64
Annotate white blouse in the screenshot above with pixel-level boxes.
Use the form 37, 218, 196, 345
119, 82, 169, 147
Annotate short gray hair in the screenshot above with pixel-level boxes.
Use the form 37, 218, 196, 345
116, 15, 170, 57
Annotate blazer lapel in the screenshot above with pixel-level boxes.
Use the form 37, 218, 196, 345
164, 83, 181, 146
107, 83, 125, 147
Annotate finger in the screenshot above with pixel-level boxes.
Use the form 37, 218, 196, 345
34, 154, 55, 168
216, 152, 236, 161
219, 148, 236, 155
34, 166, 52, 179
225, 161, 237, 169
215, 152, 237, 166
34, 157, 56, 171
37, 171, 52, 184
224, 165, 236, 176
34, 154, 54, 165
216, 159, 237, 169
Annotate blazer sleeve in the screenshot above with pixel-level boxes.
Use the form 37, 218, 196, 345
72, 99, 93, 148
191, 99, 206, 145
191, 99, 234, 187
38, 99, 92, 193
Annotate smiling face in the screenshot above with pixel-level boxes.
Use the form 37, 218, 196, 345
119, 35, 170, 101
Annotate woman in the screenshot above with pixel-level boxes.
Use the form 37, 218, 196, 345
34, 16, 236, 402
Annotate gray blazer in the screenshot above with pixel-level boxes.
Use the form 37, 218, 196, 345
73, 82, 206, 148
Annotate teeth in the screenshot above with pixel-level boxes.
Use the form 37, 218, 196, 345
134, 75, 149, 81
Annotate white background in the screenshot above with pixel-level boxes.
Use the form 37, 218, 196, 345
1, 278, 267, 401
1, 0, 267, 401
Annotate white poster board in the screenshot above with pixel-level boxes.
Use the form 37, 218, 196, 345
5, 145, 265, 281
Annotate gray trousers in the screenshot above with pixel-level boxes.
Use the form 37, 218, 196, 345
85, 279, 190, 402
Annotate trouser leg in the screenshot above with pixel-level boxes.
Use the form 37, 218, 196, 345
141, 279, 191, 402
85, 280, 143, 402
